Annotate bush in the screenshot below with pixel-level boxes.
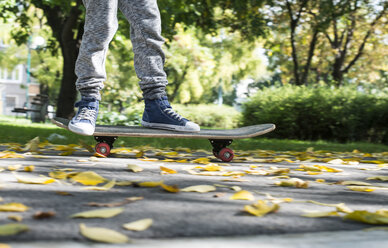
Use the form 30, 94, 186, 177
242, 85, 388, 143
98, 103, 241, 129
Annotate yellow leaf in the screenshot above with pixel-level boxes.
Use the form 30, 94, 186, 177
79, 223, 129, 244
367, 176, 388, 181
79, 140, 94, 153
327, 159, 343, 165
115, 181, 133, 186
202, 164, 224, 171
175, 159, 188, 163
298, 165, 321, 172
0, 203, 28, 212
230, 186, 242, 192
136, 151, 144, 158
191, 157, 211, 164
23, 165, 35, 172
127, 164, 144, 173
7, 164, 21, 171
139, 157, 158, 162
340, 181, 372, 186
85, 180, 116, 191
25, 137, 39, 153
164, 151, 178, 156
160, 183, 180, 193
314, 165, 342, 173
344, 210, 388, 225
230, 190, 255, 201
14, 173, 55, 185
160, 166, 177, 174
8, 215, 23, 222
71, 207, 124, 218
49, 171, 68, 180
275, 178, 309, 188
315, 179, 326, 183
244, 200, 279, 217
0, 223, 29, 236
307, 171, 322, 175
71, 171, 107, 186
122, 218, 153, 231
346, 186, 375, 192
181, 185, 216, 193
0, 152, 24, 159
137, 181, 163, 187
93, 152, 106, 158
59, 151, 74, 156
306, 200, 353, 213
302, 211, 339, 218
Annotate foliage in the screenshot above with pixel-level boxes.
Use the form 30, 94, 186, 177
242, 85, 388, 143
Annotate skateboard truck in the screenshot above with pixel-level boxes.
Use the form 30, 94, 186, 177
209, 139, 234, 162
94, 136, 117, 156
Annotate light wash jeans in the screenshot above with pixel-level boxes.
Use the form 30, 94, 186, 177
75, 0, 168, 100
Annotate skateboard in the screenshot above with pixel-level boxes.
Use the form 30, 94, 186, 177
51, 117, 275, 162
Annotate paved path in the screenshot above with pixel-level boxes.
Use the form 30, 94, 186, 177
0, 143, 387, 246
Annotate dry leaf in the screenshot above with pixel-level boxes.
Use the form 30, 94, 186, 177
79, 140, 94, 153
127, 164, 143, 173
181, 185, 216, 193
85, 180, 116, 191
244, 200, 279, 217
230, 190, 255, 201
191, 157, 211, 164
230, 186, 242, 192
71, 207, 124, 218
302, 211, 339, 218
275, 178, 309, 188
160, 183, 180, 193
136, 181, 163, 187
14, 173, 55, 185
55, 191, 73, 196
306, 200, 353, 213
346, 186, 375, 192
33, 211, 56, 219
87, 197, 144, 207
23, 165, 35, 172
344, 210, 388, 225
340, 181, 372, 186
0, 203, 28, 212
49, 171, 68, 180
25, 137, 39, 153
367, 176, 388, 181
0, 223, 29, 236
122, 218, 153, 231
79, 223, 129, 243
7, 164, 21, 171
71, 171, 106, 186
160, 166, 177, 174
8, 215, 22, 222
0, 152, 24, 159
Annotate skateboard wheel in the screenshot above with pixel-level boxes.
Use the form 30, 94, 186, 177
213, 150, 220, 158
218, 148, 234, 162
95, 142, 110, 156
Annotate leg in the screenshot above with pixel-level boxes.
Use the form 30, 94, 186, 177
75, 0, 119, 101
118, 0, 167, 100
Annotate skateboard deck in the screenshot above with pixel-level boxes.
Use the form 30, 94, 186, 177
52, 117, 275, 162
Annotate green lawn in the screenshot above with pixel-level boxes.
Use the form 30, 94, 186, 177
1, 115, 387, 152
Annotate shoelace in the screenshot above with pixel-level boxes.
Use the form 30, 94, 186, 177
163, 108, 183, 121
75, 107, 97, 123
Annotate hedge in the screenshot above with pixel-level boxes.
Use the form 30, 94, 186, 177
242, 85, 388, 143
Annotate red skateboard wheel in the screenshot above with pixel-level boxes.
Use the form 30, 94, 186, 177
218, 148, 234, 162
95, 142, 111, 156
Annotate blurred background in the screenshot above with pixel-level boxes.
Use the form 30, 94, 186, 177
0, 0, 387, 145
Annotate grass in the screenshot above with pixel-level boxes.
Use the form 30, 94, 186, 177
1, 115, 388, 153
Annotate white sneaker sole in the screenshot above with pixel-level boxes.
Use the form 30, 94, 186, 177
141, 120, 200, 133
68, 122, 95, 136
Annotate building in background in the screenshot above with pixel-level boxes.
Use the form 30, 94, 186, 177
0, 36, 40, 116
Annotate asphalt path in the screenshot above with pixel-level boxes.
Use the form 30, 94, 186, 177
0, 144, 387, 245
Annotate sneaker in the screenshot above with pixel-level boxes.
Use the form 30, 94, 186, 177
141, 96, 200, 132
68, 98, 99, 136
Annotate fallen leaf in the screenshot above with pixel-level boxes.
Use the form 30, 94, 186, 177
25, 137, 39, 153
0, 203, 28, 212
244, 200, 279, 217
181, 185, 216, 193
84, 180, 116, 191
0, 152, 24, 159
14, 173, 55, 185
314, 165, 343, 173
87, 197, 144, 207
0, 244, 11, 248
71, 207, 124, 218
7, 165, 21, 171
302, 211, 340, 218
71, 171, 107, 186
346, 186, 376, 192
79, 223, 129, 243
160, 183, 180, 193
55, 191, 73, 196
213, 193, 226, 198
340, 181, 372, 186
275, 178, 309, 188
139, 157, 158, 162
116, 181, 133, 186
49, 171, 68, 180
327, 159, 343, 165
33, 211, 56, 219
230, 186, 242, 192
23, 165, 35, 172
79, 140, 94, 153
160, 166, 177, 174
7, 215, 22, 222
191, 157, 211, 164
367, 176, 388, 181
127, 164, 143, 173
136, 181, 163, 187
0, 223, 29, 236
306, 200, 353, 213
122, 218, 153, 231
344, 210, 388, 225
230, 190, 255, 201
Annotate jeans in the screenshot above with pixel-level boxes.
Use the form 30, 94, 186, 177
75, 0, 168, 101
